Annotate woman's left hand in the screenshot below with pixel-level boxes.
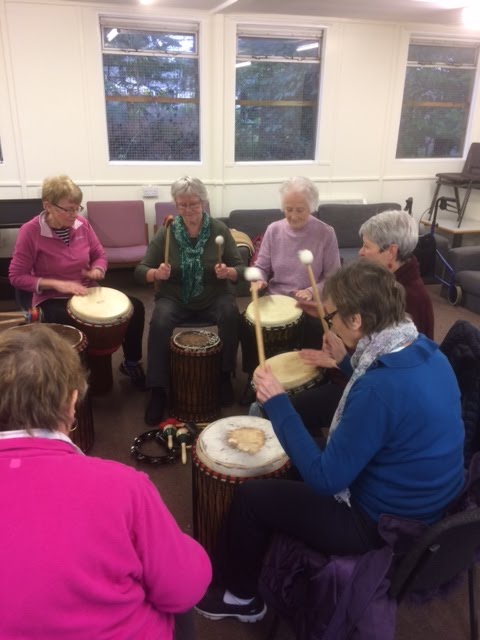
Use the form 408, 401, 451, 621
82, 268, 104, 281
254, 365, 285, 404
294, 289, 313, 301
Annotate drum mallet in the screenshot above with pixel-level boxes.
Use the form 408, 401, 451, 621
176, 427, 190, 465
161, 418, 178, 451
298, 250, 329, 334
164, 215, 175, 266
0, 307, 42, 324
244, 266, 266, 368
215, 235, 224, 264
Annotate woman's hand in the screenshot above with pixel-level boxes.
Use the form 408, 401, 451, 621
299, 348, 337, 369
322, 331, 348, 364
154, 263, 171, 281
295, 299, 319, 318
294, 289, 313, 301
253, 365, 285, 404
215, 263, 236, 281
82, 267, 104, 281
51, 280, 89, 296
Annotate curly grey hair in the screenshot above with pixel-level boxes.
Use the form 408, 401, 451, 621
171, 176, 209, 205
359, 210, 419, 263
279, 176, 319, 213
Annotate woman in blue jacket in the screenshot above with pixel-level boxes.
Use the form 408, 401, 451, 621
196, 260, 465, 623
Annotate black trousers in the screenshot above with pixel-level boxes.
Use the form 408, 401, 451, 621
217, 479, 382, 598
39, 296, 145, 362
146, 294, 240, 389
290, 381, 344, 434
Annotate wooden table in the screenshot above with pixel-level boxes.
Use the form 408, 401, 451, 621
421, 214, 480, 248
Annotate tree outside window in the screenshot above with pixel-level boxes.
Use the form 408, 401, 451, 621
396, 40, 478, 159
235, 31, 322, 162
101, 24, 200, 162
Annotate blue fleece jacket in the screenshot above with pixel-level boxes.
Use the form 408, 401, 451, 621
263, 335, 465, 524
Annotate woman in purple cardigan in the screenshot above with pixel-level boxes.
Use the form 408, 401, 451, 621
239, 176, 341, 404
0, 325, 211, 639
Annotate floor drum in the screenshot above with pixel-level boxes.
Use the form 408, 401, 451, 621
170, 330, 223, 423
192, 416, 290, 557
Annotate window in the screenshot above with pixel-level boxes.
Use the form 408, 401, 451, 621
235, 27, 323, 162
396, 38, 478, 159
101, 20, 200, 162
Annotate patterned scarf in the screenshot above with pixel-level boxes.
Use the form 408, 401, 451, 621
328, 320, 419, 506
172, 213, 211, 303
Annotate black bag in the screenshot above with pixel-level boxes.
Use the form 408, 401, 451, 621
413, 233, 437, 280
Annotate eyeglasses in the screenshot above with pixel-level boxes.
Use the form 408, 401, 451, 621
176, 201, 202, 213
54, 204, 84, 214
323, 309, 338, 329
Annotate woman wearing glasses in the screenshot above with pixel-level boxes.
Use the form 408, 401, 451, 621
9, 175, 146, 388
290, 208, 434, 434
196, 260, 464, 623
135, 176, 245, 425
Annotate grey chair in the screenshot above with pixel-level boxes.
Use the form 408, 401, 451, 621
428, 142, 480, 228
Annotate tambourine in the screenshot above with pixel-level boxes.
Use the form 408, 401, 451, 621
130, 421, 200, 465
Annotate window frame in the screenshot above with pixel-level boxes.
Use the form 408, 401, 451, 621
395, 35, 480, 160
231, 22, 325, 165
99, 16, 202, 164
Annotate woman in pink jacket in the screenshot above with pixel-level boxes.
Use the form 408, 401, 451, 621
0, 325, 211, 639
9, 175, 146, 389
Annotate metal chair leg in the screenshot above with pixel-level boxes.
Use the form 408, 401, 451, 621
266, 613, 280, 640
468, 564, 478, 640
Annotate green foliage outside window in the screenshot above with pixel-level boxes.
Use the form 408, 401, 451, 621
235, 34, 321, 162
396, 42, 477, 159
102, 26, 199, 162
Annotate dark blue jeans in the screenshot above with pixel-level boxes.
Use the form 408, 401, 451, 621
146, 294, 240, 389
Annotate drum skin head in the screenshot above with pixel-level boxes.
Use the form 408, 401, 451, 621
11, 323, 84, 350
195, 416, 288, 477
68, 287, 132, 324
256, 351, 322, 391
172, 330, 220, 351
245, 294, 302, 327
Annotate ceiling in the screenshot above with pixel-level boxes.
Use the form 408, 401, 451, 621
93, 0, 476, 28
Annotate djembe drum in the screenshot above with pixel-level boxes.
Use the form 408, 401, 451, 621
170, 330, 223, 423
254, 351, 325, 397
192, 416, 290, 557
11, 323, 94, 453
67, 287, 133, 394
241, 294, 304, 373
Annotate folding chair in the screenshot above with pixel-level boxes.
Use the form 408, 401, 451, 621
428, 142, 480, 228
389, 507, 480, 640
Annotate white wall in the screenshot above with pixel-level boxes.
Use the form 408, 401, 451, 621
1, 0, 480, 253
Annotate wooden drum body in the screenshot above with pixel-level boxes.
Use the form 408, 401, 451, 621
11, 323, 94, 453
254, 351, 325, 397
170, 330, 223, 423
67, 287, 133, 394
192, 416, 290, 557
242, 294, 304, 373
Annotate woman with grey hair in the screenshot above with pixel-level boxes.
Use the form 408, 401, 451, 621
239, 176, 341, 404
358, 209, 433, 338
135, 176, 245, 425
291, 209, 433, 435
196, 260, 463, 623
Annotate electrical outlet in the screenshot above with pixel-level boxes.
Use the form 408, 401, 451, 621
143, 185, 159, 198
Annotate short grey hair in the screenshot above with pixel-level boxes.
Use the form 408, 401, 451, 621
171, 176, 209, 204
359, 210, 419, 262
279, 176, 319, 214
